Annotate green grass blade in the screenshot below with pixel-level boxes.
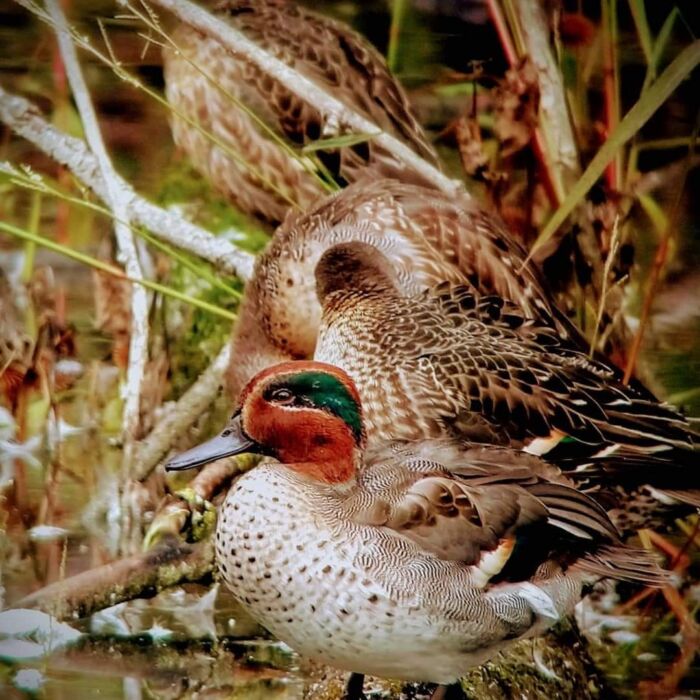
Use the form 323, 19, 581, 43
529, 39, 700, 258
652, 8, 680, 75
628, 0, 654, 65
21, 190, 41, 283
137, 227, 242, 299
301, 132, 379, 153
387, 0, 408, 72
0, 221, 236, 321
2, 164, 242, 297
641, 8, 679, 92
637, 193, 669, 238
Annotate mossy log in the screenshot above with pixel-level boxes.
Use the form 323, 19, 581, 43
304, 623, 613, 699
15, 537, 214, 620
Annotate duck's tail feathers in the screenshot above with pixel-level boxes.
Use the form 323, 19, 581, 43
527, 483, 619, 542
575, 545, 671, 587
546, 441, 700, 510
553, 356, 698, 453
653, 488, 700, 508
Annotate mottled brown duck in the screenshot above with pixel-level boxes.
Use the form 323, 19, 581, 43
226, 177, 579, 400
164, 0, 440, 223
312, 242, 700, 518
166, 360, 664, 700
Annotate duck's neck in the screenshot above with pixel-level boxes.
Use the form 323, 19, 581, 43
277, 437, 362, 486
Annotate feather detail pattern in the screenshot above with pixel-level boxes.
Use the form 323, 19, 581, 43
314, 242, 699, 506
164, 0, 439, 223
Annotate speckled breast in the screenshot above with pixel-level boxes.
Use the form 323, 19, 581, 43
213, 462, 537, 683
215, 463, 398, 672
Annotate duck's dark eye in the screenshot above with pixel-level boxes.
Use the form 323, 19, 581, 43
270, 388, 295, 405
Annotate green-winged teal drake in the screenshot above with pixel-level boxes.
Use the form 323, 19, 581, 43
166, 360, 664, 698
164, 0, 439, 223
311, 242, 699, 515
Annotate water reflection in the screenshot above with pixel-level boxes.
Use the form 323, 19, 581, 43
4, 637, 301, 699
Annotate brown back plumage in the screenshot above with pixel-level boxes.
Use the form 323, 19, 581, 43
164, 0, 439, 223
227, 179, 571, 399
314, 242, 699, 510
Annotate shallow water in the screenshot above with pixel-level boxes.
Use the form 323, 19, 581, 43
3, 639, 302, 699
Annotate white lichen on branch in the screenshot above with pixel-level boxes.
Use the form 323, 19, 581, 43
0, 85, 255, 280
45, 0, 149, 478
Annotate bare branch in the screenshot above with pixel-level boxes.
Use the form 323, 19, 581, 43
0, 85, 255, 280
134, 343, 231, 481
509, 0, 604, 299
512, 0, 580, 192
45, 0, 149, 482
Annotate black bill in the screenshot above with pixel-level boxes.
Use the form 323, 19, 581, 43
164, 413, 258, 471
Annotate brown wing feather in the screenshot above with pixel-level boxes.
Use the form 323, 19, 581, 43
574, 545, 670, 586
421, 284, 695, 450
379, 475, 546, 564
351, 442, 663, 586
397, 192, 566, 331
315, 243, 697, 516
329, 272, 695, 451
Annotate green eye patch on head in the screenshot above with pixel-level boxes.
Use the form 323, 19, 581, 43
263, 371, 363, 444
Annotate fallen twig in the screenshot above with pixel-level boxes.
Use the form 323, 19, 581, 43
510, 0, 580, 196
496, 0, 604, 297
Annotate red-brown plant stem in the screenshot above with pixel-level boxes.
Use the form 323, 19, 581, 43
486, 0, 518, 65
52, 4, 71, 245
601, 0, 620, 191
486, 0, 562, 209
11, 389, 31, 527
638, 597, 699, 700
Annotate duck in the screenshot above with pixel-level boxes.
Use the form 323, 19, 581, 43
165, 360, 664, 700
227, 178, 579, 400
311, 242, 700, 516
163, 0, 440, 224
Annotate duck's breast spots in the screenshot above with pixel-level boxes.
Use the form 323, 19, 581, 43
214, 469, 403, 659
